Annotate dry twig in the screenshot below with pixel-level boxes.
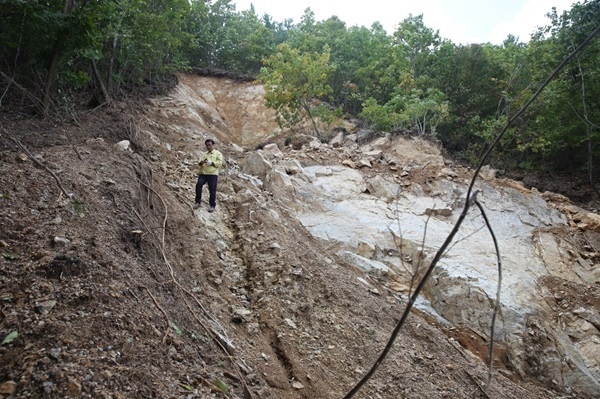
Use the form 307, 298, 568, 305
0, 71, 43, 111
465, 371, 492, 399
2, 127, 75, 201
144, 285, 171, 344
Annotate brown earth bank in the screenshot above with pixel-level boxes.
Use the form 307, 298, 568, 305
0, 81, 598, 399
504, 170, 600, 213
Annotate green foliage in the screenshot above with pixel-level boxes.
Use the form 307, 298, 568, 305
401, 88, 449, 135
169, 321, 182, 336
312, 104, 343, 128
258, 43, 335, 135
359, 98, 394, 131
393, 14, 441, 79
360, 87, 448, 134
522, 1, 600, 174
202, 2, 277, 73
2, 252, 20, 261
0, 0, 191, 108
72, 198, 87, 217
213, 378, 229, 393
180, 384, 194, 391
1, 331, 18, 346
1, 0, 599, 180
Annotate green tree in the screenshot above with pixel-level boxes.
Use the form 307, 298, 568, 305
258, 43, 336, 136
428, 42, 505, 155
181, 0, 211, 67
210, 7, 276, 73
525, 1, 600, 179
402, 88, 449, 135
360, 87, 448, 134
350, 23, 395, 107
262, 14, 294, 45
0, 0, 191, 113
287, 15, 396, 114
393, 14, 441, 80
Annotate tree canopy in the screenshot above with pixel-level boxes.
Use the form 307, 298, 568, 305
1, 0, 599, 180
258, 43, 336, 136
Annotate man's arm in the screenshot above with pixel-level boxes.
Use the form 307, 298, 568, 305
198, 152, 207, 166
211, 151, 223, 169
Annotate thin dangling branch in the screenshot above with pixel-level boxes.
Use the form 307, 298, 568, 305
473, 197, 502, 390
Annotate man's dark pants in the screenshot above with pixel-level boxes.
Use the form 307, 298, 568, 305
195, 174, 218, 208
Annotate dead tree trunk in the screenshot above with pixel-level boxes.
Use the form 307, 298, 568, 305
92, 59, 112, 106
41, 0, 76, 116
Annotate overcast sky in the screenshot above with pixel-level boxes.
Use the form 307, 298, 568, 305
231, 0, 577, 44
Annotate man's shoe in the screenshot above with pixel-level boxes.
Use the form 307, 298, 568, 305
208, 206, 215, 213
193, 203, 201, 210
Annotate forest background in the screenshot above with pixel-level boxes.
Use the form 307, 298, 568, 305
1, 0, 599, 183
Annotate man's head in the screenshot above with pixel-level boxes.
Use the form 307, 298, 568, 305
205, 139, 215, 151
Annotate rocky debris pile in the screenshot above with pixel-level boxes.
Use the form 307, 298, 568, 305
148, 72, 600, 395
231, 130, 600, 397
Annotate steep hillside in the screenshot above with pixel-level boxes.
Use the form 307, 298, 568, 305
0, 74, 598, 399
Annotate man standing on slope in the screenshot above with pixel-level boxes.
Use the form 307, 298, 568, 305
194, 139, 223, 212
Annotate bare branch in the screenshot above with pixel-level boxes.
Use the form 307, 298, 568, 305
1, 127, 75, 201
473, 197, 502, 390
442, 218, 485, 259
0, 71, 44, 111
570, 39, 594, 183
143, 285, 172, 344
411, 209, 433, 296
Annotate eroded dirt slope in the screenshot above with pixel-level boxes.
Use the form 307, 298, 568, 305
0, 77, 593, 398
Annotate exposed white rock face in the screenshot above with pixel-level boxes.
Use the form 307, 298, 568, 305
287, 161, 600, 396
337, 251, 391, 274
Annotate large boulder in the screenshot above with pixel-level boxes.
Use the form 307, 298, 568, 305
240, 151, 272, 179
366, 175, 402, 201
329, 131, 344, 148
279, 159, 303, 175
265, 169, 295, 204
367, 134, 445, 168
261, 143, 284, 160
